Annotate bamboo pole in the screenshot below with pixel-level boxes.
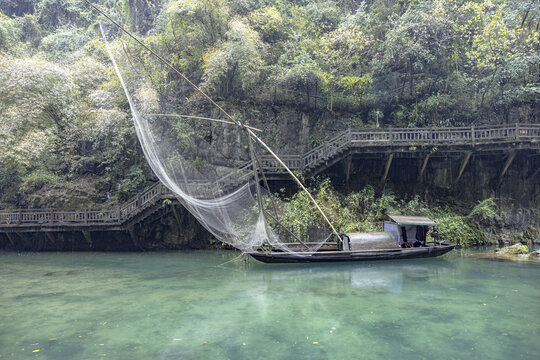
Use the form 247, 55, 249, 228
150, 114, 262, 132
247, 128, 342, 241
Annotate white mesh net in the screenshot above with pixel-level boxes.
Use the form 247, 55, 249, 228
100, 24, 333, 254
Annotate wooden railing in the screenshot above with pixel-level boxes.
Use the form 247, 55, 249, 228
260, 123, 540, 172
0, 182, 168, 228
350, 123, 540, 145
1, 123, 538, 229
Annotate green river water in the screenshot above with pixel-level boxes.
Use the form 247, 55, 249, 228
1, 250, 539, 360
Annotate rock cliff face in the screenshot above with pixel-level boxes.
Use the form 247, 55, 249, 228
1, 105, 537, 250
330, 150, 539, 208
228, 105, 537, 210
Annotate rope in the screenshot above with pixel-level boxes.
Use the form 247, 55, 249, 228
217, 252, 248, 267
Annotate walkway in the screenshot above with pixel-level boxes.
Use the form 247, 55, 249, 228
1, 123, 538, 235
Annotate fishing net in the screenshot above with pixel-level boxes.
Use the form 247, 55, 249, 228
99, 24, 334, 254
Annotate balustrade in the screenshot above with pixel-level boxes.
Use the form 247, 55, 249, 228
1, 124, 538, 229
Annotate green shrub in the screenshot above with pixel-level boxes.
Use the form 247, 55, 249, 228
39, 27, 88, 60
431, 213, 490, 247
468, 198, 497, 223
115, 166, 147, 200
20, 169, 60, 194
278, 179, 496, 246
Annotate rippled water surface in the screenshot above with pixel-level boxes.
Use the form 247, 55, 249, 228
1, 250, 539, 360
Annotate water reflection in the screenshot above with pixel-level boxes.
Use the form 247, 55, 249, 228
247, 260, 455, 295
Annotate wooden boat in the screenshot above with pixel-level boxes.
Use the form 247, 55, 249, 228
249, 242, 455, 263
250, 215, 456, 263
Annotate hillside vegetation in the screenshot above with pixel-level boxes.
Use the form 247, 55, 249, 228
0, 0, 538, 209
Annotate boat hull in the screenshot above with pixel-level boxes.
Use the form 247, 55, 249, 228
249, 242, 456, 263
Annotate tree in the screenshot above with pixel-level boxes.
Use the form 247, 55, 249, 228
272, 49, 322, 108
124, 0, 163, 34
39, 27, 89, 60
0, 0, 37, 17
317, 22, 373, 110
201, 19, 264, 97
0, 56, 71, 202
248, 6, 286, 44
167, 0, 229, 46
0, 12, 20, 53
36, 0, 85, 30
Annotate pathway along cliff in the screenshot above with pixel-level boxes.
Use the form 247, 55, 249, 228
1, 123, 538, 251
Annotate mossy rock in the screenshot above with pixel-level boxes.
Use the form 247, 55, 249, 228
477, 249, 540, 263
495, 243, 529, 255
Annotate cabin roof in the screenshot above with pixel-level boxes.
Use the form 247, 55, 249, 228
387, 215, 437, 226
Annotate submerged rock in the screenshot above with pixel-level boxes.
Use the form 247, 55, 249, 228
495, 243, 529, 255
480, 244, 540, 263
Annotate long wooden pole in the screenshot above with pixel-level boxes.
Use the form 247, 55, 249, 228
85, 0, 341, 241
247, 128, 342, 241
246, 131, 265, 215
151, 114, 262, 132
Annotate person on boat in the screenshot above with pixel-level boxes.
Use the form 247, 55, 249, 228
414, 226, 426, 247
400, 226, 413, 248
430, 227, 439, 242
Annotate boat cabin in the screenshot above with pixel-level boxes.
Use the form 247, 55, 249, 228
383, 215, 437, 248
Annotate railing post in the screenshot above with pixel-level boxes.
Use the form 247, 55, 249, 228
137, 192, 142, 207
429, 126, 433, 144
389, 126, 393, 145
515, 123, 520, 141
84, 209, 88, 224
471, 125, 475, 146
